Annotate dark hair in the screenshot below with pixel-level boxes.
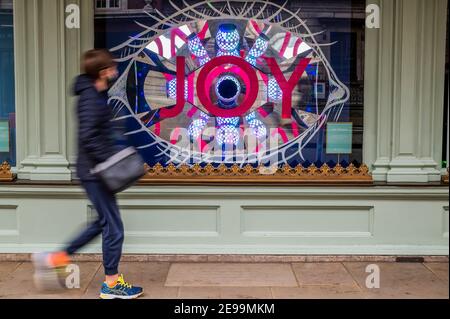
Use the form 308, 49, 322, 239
82, 49, 116, 80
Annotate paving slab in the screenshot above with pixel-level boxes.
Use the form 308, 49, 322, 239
271, 286, 365, 299
0, 262, 100, 299
140, 285, 179, 299
344, 262, 449, 299
165, 263, 298, 287
424, 263, 449, 282
292, 263, 359, 290
177, 287, 222, 299
119, 262, 179, 299
0, 262, 21, 282
219, 287, 273, 299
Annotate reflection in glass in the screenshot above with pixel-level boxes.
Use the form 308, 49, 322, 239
0, 0, 15, 166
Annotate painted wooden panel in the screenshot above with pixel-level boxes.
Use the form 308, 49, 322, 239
0, 185, 448, 255
0, 205, 19, 241
88, 205, 221, 239
241, 206, 374, 238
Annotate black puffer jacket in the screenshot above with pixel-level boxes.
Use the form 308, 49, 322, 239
74, 74, 117, 181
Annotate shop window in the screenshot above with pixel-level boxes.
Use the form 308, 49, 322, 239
0, 0, 15, 166
94, 0, 366, 175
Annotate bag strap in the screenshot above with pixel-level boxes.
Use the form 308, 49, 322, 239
90, 147, 136, 174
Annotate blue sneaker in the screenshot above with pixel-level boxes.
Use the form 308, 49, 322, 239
100, 274, 144, 299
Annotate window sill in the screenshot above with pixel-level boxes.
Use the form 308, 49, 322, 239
0, 179, 448, 188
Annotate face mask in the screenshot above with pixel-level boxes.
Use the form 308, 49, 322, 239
107, 74, 118, 89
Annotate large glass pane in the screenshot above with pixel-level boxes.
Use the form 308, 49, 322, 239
0, 0, 15, 166
95, 0, 365, 170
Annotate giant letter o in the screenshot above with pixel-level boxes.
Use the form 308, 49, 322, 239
196, 56, 259, 118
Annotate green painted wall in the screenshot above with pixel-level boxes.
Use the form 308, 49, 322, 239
0, 0, 447, 255
0, 185, 448, 255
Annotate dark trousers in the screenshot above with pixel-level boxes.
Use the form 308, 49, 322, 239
65, 181, 124, 276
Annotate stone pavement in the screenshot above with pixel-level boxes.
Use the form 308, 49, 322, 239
0, 261, 448, 299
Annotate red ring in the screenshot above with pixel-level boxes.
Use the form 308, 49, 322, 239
196, 56, 259, 118
205, 66, 251, 105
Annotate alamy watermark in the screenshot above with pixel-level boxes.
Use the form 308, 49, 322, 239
65, 4, 80, 29
65, 264, 80, 289
365, 264, 381, 289
366, 4, 380, 29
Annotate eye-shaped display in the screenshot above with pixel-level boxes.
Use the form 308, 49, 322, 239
108, 0, 351, 168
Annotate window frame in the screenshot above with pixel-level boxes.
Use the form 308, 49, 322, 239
95, 0, 123, 11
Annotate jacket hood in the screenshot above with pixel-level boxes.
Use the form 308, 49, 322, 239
73, 74, 95, 96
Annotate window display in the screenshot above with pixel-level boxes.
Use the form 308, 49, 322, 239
95, 0, 367, 181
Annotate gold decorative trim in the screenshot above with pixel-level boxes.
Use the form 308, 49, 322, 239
141, 163, 373, 184
0, 161, 16, 182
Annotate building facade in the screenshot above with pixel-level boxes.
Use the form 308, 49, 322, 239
0, 0, 448, 256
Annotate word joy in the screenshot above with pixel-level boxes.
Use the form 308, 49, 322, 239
165, 55, 311, 120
